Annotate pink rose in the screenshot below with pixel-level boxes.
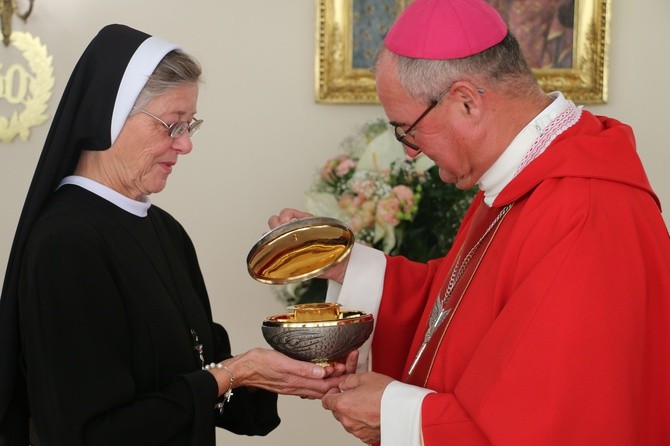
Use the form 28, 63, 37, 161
338, 194, 356, 213
392, 185, 414, 213
320, 155, 355, 180
376, 198, 401, 226
336, 158, 356, 176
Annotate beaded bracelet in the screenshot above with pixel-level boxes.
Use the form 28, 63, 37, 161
203, 362, 234, 414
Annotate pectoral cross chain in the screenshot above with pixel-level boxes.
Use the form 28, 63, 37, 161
407, 203, 513, 376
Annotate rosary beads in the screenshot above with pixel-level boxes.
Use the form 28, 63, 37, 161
203, 362, 234, 414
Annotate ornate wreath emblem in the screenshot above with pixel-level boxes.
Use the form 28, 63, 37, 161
0, 31, 54, 143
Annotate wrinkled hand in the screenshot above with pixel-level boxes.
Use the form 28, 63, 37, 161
225, 348, 358, 399
267, 208, 350, 283
321, 372, 394, 444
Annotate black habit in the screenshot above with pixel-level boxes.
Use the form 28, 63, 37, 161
0, 24, 279, 445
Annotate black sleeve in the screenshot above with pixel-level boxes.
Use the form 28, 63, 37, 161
176, 217, 281, 437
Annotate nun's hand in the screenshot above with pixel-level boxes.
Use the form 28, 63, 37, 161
216, 348, 352, 400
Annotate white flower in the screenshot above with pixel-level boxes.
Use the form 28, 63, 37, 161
356, 128, 404, 172
413, 153, 435, 174
304, 191, 348, 221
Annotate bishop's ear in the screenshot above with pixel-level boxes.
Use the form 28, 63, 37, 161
452, 82, 484, 116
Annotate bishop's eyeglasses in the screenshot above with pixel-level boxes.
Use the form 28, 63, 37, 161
392, 84, 484, 152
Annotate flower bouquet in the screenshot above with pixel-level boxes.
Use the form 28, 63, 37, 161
275, 119, 477, 305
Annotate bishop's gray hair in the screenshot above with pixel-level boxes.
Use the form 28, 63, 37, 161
374, 32, 538, 104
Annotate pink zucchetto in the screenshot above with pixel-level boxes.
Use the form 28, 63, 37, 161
385, 0, 508, 60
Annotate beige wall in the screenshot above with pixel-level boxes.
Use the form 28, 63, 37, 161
1, 1, 668, 445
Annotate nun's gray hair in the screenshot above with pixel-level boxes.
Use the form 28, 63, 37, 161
132, 50, 202, 111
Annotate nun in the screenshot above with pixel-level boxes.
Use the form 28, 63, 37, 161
0, 24, 350, 445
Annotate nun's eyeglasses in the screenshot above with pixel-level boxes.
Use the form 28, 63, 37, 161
133, 107, 203, 138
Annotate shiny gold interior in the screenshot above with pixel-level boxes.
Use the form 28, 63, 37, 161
247, 217, 354, 284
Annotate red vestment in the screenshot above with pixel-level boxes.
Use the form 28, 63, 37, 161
372, 111, 670, 444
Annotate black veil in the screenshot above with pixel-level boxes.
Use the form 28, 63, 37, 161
0, 24, 177, 442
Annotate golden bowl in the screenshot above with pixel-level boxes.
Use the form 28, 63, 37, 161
248, 220, 367, 364
262, 306, 374, 365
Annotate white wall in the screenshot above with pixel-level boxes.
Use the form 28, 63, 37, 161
1, 1, 668, 445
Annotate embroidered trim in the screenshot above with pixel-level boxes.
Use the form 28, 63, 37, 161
515, 102, 583, 174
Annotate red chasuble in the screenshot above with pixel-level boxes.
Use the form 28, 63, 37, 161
371, 111, 670, 445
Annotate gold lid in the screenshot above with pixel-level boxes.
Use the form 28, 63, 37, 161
246, 216, 354, 285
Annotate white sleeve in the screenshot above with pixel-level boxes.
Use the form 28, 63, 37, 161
326, 243, 385, 372
381, 381, 435, 446
327, 245, 429, 443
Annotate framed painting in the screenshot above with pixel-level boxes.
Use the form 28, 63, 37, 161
315, 0, 610, 104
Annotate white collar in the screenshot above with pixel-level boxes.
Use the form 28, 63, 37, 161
478, 92, 573, 206
58, 175, 152, 217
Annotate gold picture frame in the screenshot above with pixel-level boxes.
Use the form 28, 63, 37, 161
315, 0, 610, 104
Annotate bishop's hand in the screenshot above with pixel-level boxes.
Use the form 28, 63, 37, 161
321, 372, 394, 444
